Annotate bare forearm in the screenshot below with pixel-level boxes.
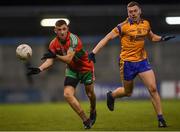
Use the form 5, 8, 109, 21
56, 55, 72, 64
92, 29, 118, 54
39, 59, 53, 71
92, 37, 110, 54
151, 34, 162, 42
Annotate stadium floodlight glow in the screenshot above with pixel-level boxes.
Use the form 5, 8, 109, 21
166, 17, 180, 25
40, 18, 70, 27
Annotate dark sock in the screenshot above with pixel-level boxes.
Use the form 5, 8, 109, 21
157, 114, 164, 121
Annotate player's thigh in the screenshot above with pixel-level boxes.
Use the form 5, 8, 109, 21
64, 77, 79, 96
80, 71, 94, 85
123, 80, 134, 93
64, 85, 76, 96
64, 68, 79, 88
84, 83, 95, 94
138, 69, 157, 91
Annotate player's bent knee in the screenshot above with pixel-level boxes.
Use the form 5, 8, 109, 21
149, 86, 158, 94
86, 92, 93, 99
64, 92, 73, 99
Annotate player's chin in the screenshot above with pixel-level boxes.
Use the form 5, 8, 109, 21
59, 36, 66, 40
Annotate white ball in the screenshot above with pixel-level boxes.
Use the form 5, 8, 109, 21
16, 44, 32, 60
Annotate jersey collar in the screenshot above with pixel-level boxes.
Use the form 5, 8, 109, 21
127, 17, 144, 25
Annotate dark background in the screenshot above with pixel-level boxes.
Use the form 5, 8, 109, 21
0, 0, 180, 6
0, 0, 180, 36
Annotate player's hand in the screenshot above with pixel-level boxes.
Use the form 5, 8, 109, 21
161, 35, 175, 41
27, 67, 41, 76
88, 52, 96, 63
41, 50, 56, 60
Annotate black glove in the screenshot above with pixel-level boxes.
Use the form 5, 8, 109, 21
41, 50, 56, 60
27, 67, 41, 76
161, 35, 175, 41
88, 52, 96, 63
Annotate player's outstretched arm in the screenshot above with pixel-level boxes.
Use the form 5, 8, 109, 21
161, 35, 175, 41
92, 29, 118, 54
27, 59, 54, 76
56, 49, 75, 64
41, 49, 56, 60
89, 28, 119, 63
27, 67, 41, 76
148, 30, 175, 42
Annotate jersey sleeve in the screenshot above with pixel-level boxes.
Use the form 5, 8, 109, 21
49, 39, 56, 54
112, 26, 120, 35
117, 24, 121, 33
69, 33, 79, 52
116, 20, 128, 35
112, 23, 123, 36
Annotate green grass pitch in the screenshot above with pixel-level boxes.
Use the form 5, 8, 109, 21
0, 100, 180, 131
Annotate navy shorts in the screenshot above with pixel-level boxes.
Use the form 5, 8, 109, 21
119, 59, 152, 81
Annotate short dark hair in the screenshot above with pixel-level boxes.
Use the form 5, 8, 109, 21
127, 1, 141, 8
55, 20, 67, 27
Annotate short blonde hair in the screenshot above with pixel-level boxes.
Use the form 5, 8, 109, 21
127, 1, 141, 8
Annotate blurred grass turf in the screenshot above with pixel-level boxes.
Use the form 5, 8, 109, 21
0, 100, 180, 131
